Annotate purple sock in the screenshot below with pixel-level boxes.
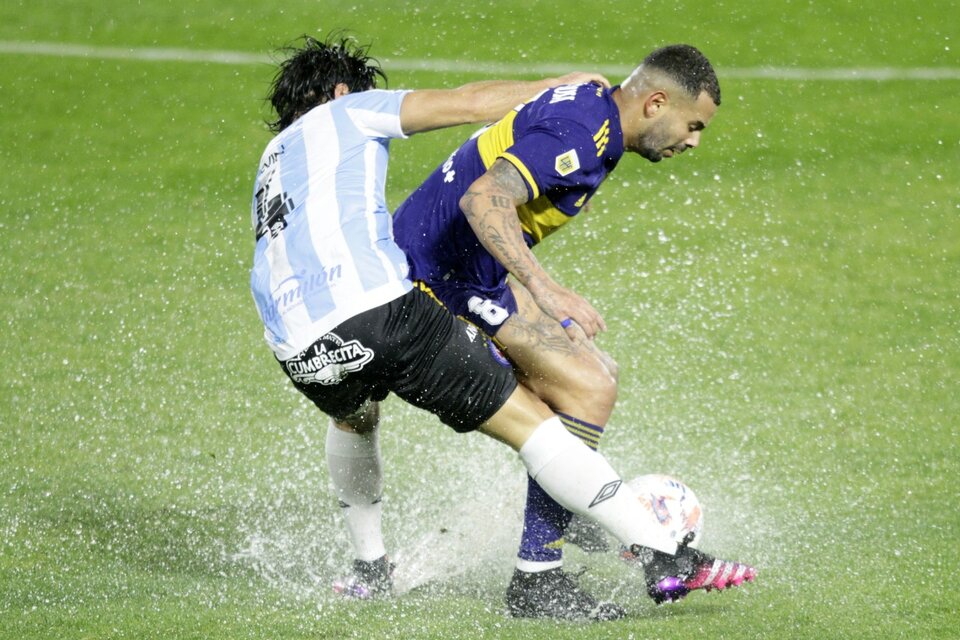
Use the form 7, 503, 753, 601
516, 413, 605, 564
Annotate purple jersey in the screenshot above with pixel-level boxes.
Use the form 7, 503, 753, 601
392, 82, 623, 333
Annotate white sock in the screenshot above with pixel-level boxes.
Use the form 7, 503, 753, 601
519, 417, 678, 555
325, 422, 386, 562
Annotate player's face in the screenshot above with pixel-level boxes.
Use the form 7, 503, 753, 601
637, 91, 717, 163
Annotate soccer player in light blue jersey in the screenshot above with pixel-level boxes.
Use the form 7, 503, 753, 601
392, 44, 754, 618
251, 35, 755, 621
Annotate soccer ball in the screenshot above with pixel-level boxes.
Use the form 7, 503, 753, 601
628, 474, 704, 548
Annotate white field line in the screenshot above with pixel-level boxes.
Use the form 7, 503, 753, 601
2, 40, 959, 81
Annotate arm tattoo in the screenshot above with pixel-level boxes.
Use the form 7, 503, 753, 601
460, 159, 542, 286
487, 160, 529, 202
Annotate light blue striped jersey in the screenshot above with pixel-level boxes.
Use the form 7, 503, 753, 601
250, 89, 413, 360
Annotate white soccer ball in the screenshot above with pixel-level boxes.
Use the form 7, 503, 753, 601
628, 474, 704, 548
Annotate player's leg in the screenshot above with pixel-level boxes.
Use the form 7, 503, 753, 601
490, 288, 758, 603
495, 281, 618, 571
420, 278, 619, 613
278, 324, 398, 600
499, 278, 619, 429
389, 289, 755, 615
382, 289, 625, 619
326, 401, 384, 562
480, 393, 677, 556
481, 399, 757, 606
325, 401, 396, 598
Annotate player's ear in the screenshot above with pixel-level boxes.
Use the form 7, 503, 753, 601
333, 83, 351, 99
643, 90, 668, 118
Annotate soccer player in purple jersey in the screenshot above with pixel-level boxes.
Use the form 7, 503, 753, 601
392, 45, 739, 618
255, 35, 755, 621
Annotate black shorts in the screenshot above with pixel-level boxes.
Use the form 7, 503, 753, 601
278, 288, 518, 432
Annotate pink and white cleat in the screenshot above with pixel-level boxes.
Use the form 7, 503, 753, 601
626, 534, 757, 604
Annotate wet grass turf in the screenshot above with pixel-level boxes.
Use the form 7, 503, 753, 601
1, 1, 958, 638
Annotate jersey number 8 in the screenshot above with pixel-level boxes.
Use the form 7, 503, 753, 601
467, 296, 509, 326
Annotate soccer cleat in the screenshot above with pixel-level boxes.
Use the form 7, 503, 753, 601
627, 535, 757, 604
564, 514, 611, 553
506, 567, 625, 621
332, 556, 395, 599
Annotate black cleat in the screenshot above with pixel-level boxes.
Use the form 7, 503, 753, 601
506, 567, 625, 621
564, 514, 611, 553
332, 555, 395, 599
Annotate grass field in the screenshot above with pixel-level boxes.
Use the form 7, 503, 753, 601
2, 1, 958, 638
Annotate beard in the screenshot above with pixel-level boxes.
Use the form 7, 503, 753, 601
637, 121, 675, 162
639, 146, 664, 162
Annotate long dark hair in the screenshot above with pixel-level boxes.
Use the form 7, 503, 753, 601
267, 32, 387, 132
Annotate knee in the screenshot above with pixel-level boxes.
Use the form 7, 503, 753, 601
583, 362, 618, 408
544, 352, 619, 419
576, 350, 619, 402
334, 400, 381, 434
599, 351, 620, 385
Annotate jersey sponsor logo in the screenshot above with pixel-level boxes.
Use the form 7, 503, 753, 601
254, 147, 295, 239
286, 332, 374, 385
265, 267, 343, 321
555, 149, 581, 176
593, 119, 610, 157
254, 187, 294, 239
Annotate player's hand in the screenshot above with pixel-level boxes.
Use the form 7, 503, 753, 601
528, 278, 606, 340
552, 71, 611, 89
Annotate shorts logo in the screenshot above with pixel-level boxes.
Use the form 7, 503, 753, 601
286, 332, 374, 385
555, 149, 580, 176
464, 324, 479, 342
487, 341, 512, 368
588, 480, 622, 508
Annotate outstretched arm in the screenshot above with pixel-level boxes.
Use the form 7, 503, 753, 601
399, 72, 609, 135
458, 159, 606, 338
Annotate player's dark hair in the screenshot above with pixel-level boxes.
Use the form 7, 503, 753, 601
267, 32, 387, 132
643, 44, 721, 106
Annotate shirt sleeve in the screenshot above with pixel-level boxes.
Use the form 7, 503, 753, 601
343, 90, 413, 140
499, 119, 606, 204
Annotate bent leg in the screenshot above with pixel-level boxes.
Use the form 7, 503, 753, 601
479, 400, 676, 554
498, 279, 618, 425
495, 281, 620, 564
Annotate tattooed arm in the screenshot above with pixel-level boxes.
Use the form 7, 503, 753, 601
458, 159, 606, 338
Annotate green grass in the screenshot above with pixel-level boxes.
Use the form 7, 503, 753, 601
2, 1, 958, 638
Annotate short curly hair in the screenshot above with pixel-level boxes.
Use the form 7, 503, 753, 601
643, 44, 721, 106
267, 32, 387, 132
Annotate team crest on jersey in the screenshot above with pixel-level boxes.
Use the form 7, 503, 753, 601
285, 332, 374, 385
555, 149, 580, 176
